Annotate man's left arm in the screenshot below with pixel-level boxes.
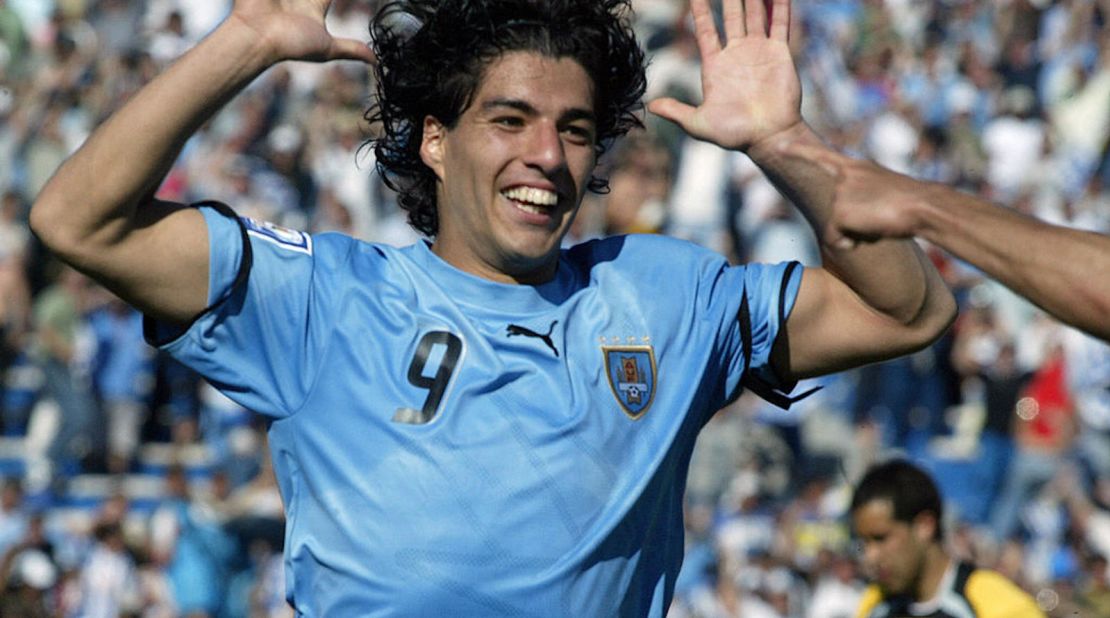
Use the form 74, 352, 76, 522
747, 124, 956, 377
649, 0, 955, 379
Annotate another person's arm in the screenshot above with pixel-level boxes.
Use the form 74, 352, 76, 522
649, 0, 956, 378
784, 145, 1110, 342
29, 0, 373, 323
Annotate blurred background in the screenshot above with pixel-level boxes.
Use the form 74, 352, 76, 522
0, 0, 1108, 616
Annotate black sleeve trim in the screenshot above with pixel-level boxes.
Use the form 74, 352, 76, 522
731, 261, 820, 410
768, 261, 800, 388
142, 200, 254, 347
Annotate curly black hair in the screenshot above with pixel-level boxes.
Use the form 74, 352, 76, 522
366, 0, 647, 237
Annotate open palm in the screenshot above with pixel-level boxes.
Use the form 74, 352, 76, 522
649, 0, 801, 152
231, 0, 374, 63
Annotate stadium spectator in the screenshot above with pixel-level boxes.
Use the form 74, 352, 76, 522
1074, 553, 1110, 617
149, 464, 235, 617
88, 296, 156, 474
805, 550, 864, 618
0, 190, 32, 428
30, 265, 98, 486
76, 521, 141, 618
984, 336, 1076, 544
598, 134, 672, 236
146, 10, 190, 66
0, 543, 55, 618
981, 86, 1046, 201
950, 318, 1029, 525
0, 476, 27, 555
1062, 326, 1110, 485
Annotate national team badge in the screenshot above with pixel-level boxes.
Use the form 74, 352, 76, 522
602, 345, 657, 419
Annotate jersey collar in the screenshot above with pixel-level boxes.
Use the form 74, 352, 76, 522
407, 240, 578, 315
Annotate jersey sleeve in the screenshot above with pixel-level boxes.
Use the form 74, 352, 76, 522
144, 203, 331, 418
715, 259, 804, 408
965, 570, 1046, 617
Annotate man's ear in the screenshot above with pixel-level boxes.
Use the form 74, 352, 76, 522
912, 511, 938, 544
420, 116, 446, 180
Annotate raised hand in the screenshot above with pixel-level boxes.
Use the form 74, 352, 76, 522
229, 0, 375, 64
648, 0, 800, 152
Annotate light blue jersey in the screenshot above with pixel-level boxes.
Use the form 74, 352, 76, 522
147, 204, 803, 616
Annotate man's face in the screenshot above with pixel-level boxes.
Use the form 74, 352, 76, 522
421, 52, 597, 284
852, 499, 931, 596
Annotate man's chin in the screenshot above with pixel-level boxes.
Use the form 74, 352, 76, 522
502, 252, 560, 284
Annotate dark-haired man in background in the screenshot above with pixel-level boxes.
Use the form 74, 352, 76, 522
851, 460, 1044, 618
30, 0, 954, 613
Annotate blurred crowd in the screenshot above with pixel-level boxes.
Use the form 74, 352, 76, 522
0, 0, 1108, 616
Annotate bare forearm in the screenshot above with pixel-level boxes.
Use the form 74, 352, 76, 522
916, 186, 1110, 340
31, 18, 275, 250
749, 123, 943, 326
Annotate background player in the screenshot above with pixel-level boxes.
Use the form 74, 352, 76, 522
851, 460, 1044, 617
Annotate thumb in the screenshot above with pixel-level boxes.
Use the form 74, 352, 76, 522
647, 97, 697, 128
823, 220, 857, 252
329, 37, 376, 64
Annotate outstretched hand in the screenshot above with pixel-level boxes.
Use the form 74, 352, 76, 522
230, 0, 375, 64
648, 0, 801, 152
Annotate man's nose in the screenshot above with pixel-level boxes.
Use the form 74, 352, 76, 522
523, 122, 566, 172
861, 542, 881, 568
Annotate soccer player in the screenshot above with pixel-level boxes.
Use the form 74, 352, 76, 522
782, 144, 1110, 342
851, 460, 1044, 618
30, 0, 956, 614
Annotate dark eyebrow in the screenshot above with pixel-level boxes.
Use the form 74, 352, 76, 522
561, 108, 596, 125
482, 98, 536, 115
481, 98, 595, 124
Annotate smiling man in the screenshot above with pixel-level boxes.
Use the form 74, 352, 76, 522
851, 460, 1044, 618
30, 0, 955, 615
417, 53, 597, 283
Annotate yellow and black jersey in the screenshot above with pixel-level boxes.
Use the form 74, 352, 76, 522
856, 561, 1045, 618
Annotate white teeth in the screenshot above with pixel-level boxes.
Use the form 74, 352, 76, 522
502, 187, 558, 207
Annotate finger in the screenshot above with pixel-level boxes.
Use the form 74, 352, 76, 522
722, 0, 744, 40
745, 0, 768, 38
647, 97, 698, 128
823, 221, 856, 251
833, 236, 858, 251
826, 221, 881, 251
329, 37, 376, 64
690, 0, 722, 59
768, 0, 791, 42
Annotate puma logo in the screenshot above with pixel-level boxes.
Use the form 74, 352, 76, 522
506, 320, 559, 357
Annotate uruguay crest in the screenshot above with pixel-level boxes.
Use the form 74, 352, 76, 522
603, 345, 657, 419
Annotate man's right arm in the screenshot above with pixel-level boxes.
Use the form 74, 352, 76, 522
29, 2, 373, 324
782, 145, 1110, 342
919, 194, 1110, 342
